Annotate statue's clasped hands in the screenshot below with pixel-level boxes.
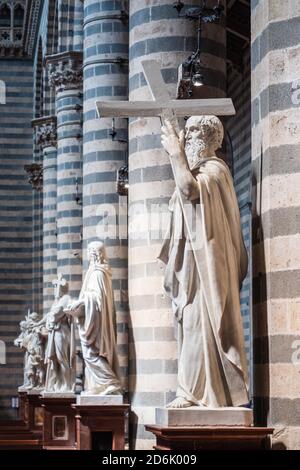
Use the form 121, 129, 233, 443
161, 120, 185, 157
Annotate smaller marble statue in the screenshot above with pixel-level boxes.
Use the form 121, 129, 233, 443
14, 313, 31, 389
65, 241, 122, 396
14, 311, 47, 390
44, 274, 76, 393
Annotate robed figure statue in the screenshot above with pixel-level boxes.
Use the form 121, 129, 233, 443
160, 115, 249, 409
66, 241, 122, 396
44, 274, 76, 392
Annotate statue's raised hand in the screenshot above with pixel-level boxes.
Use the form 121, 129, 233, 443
161, 120, 185, 157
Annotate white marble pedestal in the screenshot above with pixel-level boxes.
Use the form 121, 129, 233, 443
76, 394, 123, 406
155, 407, 253, 427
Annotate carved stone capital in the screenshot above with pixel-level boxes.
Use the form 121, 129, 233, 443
46, 51, 83, 91
32, 116, 57, 149
24, 163, 43, 191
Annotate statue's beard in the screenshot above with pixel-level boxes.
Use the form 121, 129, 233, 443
185, 139, 207, 169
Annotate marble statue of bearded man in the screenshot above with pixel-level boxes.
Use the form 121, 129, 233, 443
66, 241, 122, 396
159, 115, 249, 408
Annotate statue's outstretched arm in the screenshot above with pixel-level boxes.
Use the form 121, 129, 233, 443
161, 120, 199, 200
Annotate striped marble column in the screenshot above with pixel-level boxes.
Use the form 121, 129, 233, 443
82, 0, 129, 386
33, 116, 58, 313
128, 0, 226, 449
48, 52, 83, 298
251, 1, 300, 449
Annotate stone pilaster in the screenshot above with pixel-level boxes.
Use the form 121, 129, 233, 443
128, 0, 227, 449
251, 0, 300, 450
32, 116, 58, 314
47, 51, 83, 298
82, 0, 129, 387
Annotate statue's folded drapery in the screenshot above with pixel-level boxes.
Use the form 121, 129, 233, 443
159, 157, 249, 407
77, 263, 121, 394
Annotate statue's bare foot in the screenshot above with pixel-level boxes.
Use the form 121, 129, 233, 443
166, 397, 194, 408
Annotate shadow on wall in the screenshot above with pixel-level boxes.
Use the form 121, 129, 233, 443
127, 313, 137, 449
252, 145, 270, 429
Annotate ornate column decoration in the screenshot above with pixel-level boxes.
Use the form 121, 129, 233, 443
31, 115, 58, 313
48, 53, 83, 91
46, 51, 83, 299
34, 115, 57, 149
24, 163, 43, 191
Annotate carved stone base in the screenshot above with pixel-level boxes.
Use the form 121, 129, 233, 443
145, 425, 274, 450
72, 404, 129, 450
155, 407, 253, 427
76, 394, 123, 406
41, 395, 76, 450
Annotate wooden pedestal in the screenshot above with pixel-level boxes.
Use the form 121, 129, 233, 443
18, 391, 29, 425
73, 404, 129, 450
145, 425, 274, 450
41, 396, 76, 450
27, 393, 44, 437
0, 392, 43, 450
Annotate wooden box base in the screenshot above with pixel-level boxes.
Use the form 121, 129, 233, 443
41, 396, 76, 450
73, 404, 129, 450
145, 425, 274, 450
0, 391, 43, 450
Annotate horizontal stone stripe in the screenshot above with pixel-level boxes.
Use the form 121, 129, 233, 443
129, 67, 225, 94
252, 144, 300, 178
253, 269, 300, 305
84, 85, 127, 100
255, 363, 300, 399
82, 193, 119, 206
56, 209, 82, 218
252, 47, 300, 100
129, 358, 177, 375
253, 235, 300, 275
129, 326, 175, 343
85, 0, 124, 12
128, 373, 177, 393
254, 335, 300, 365
85, 42, 128, 59
254, 397, 300, 428
83, 128, 127, 143
84, 62, 128, 80
252, 84, 300, 125
252, 16, 300, 71
129, 3, 191, 29
84, 20, 128, 37
57, 177, 82, 188
57, 145, 82, 155
254, 172, 300, 215
130, 36, 226, 62
83, 170, 116, 184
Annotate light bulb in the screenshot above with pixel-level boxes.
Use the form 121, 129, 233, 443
192, 72, 204, 87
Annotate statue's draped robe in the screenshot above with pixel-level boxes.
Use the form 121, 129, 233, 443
159, 157, 249, 407
77, 264, 121, 394
45, 294, 76, 392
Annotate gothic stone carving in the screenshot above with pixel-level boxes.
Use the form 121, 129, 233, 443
48, 55, 83, 91
24, 163, 43, 191
35, 119, 57, 150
